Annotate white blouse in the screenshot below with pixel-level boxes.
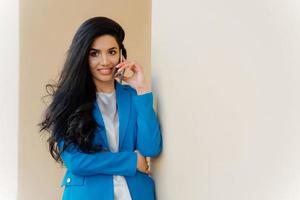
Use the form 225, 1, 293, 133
96, 90, 132, 200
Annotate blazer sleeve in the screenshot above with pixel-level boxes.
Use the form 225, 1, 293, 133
58, 140, 137, 176
132, 91, 163, 157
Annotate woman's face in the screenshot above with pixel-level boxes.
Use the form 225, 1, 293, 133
88, 34, 120, 85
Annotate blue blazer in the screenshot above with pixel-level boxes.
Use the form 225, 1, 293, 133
58, 80, 162, 200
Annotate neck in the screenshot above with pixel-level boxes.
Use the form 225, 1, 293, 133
95, 80, 115, 93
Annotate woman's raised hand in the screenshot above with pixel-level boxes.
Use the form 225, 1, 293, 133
114, 56, 151, 94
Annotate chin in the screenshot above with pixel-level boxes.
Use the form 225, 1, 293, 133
96, 76, 114, 83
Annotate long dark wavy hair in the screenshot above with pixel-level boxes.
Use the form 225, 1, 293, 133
38, 16, 127, 164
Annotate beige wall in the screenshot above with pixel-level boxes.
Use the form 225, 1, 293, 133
19, 1, 151, 199
152, 0, 300, 199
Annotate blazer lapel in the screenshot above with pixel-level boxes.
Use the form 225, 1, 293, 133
93, 80, 131, 151
93, 101, 109, 148
115, 81, 131, 150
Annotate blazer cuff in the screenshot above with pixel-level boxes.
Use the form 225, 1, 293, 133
132, 92, 153, 113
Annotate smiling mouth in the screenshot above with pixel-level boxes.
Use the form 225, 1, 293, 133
97, 67, 114, 75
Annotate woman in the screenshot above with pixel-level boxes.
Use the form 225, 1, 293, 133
39, 16, 162, 200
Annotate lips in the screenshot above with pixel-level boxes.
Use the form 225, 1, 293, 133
97, 67, 114, 75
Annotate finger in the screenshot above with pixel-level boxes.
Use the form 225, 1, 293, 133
116, 60, 129, 67
126, 61, 140, 73
117, 60, 140, 72
125, 62, 139, 73
115, 62, 124, 70
115, 63, 123, 70
119, 61, 137, 71
114, 75, 121, 82
122, 73, 133, 80
116, 61, 132, 72
115, 67, 126, 77
128, 61, 138, 72
114, 68, 121, 77
114, 69, 120, 77
121, 75, 128, 83
116, 62, 136, 76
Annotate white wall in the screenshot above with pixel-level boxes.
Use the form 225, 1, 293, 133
151, 0, 300, 199
0, 0, 19, 200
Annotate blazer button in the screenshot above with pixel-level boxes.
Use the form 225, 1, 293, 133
66, 178, 71, 184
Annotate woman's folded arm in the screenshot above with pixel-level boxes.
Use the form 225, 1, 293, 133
58, 140, 137, 176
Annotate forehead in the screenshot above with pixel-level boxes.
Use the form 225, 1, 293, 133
90, 35, 119, 50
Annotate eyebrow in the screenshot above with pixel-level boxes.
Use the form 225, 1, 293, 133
89, 47, 118, 52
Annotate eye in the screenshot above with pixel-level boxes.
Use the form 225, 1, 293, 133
108, 50, 116, 55
89, 51, 98, 57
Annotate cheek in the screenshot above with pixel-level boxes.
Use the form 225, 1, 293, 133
88, 58, 98, 68
111, 56, 120, 65
88, 61, 97, 74
89, 66, 95, 76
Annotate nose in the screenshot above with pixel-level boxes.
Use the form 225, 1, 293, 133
99, 53, 108, 67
